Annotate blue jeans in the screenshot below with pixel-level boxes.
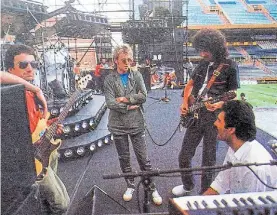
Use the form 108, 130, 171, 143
113, 131, 155, 189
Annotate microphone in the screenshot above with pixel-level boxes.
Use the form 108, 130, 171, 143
103, 162, 277, 180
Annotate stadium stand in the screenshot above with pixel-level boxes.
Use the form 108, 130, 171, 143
257, 40, 277, 49
186, 0, 223, 25
219, 1, 271, 24
239, 65, 272, 79
184, 0, 276, 25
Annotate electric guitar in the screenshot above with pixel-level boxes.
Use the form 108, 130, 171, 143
32, 80, 88, 181
180, 91, 236, 128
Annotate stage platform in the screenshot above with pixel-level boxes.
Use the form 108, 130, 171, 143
4, 89, 275, 214
254, 108, 277, 139
56, 89, 277, 215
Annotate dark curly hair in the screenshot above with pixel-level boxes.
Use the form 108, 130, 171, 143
192, 28, 228, 62
222, 100, 256, 142
5, 44, 35, 71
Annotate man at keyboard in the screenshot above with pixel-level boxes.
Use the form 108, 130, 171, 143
204, 100, 277, 195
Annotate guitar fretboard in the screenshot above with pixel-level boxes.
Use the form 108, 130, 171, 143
45, 91, 81, 140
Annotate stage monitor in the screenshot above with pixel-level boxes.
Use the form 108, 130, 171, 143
1, 84, 36, 214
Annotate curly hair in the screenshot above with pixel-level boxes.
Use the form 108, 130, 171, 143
222, 100, 256, 142
192, 28, 228, 62
5, 44, 35, 71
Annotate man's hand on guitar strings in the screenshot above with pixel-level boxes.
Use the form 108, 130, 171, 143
47, 117, 64, 135
205, 101, 224, 112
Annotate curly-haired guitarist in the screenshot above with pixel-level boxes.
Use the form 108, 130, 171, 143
172, 29, 239, 196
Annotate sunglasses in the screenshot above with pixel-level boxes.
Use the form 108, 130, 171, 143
17, 61, 39, 69
121, 58, 132, 64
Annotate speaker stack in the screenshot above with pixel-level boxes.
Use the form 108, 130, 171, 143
1, 84, 38, 214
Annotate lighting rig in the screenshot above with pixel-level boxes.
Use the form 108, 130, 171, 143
121, 19, 171, 44
1, 0, 48, 38
60, 95, 107, 138
59, 110, 112, 160
1, 0, 114, 161
52, 12, 109, 39
48, 90, 94, 118
122, 0, 189, 84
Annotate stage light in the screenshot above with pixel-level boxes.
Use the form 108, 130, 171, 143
63, 125, 71, 134
104, 136, 109, 144
64, 149, 73, 158
97, 139, 103, 147
76, 147, 85, 156
82, 121, 89, 129
89, 118, 95, 127
74, 124, 80, 131
111, 135, 114, 141
89, 143, 96, 151
50, 108, 59, 116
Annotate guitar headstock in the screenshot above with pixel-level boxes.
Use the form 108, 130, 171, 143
76, 74, 92, 90
222, 90, 237, 101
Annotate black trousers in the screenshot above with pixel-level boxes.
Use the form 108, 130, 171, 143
113, 131, 155, 190
179, 114, 217, 193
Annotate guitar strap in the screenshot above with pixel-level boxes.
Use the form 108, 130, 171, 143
181, 63, 229, 128
197, 63, 229, 100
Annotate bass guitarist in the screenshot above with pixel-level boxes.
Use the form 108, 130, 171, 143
172, 29, 239, 196
3, 44, 69, 215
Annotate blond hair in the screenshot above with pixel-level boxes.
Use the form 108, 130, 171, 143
113, 44, 133, 63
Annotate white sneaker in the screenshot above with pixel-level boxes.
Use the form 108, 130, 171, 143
123, 188, 135, 201
152, 189, 162, 205
172, 185, 192, 196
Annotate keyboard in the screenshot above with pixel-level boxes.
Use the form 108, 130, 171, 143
169, 190, 277, 215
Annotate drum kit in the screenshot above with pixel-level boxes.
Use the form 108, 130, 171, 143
34, 44, 80, 99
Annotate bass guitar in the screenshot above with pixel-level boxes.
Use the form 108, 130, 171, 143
180, 91, 236, 128
32, 80, 88, 180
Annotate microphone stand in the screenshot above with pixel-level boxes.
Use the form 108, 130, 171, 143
161, 85, 170, 102
103, 160, 277, 213
142, 178, 151, 213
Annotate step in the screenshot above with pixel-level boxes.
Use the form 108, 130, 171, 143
60, 95, 107, 138
59, 109, 111, 160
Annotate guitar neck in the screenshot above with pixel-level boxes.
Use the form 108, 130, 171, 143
46, 91, 81, 139
188, 102, 205, 113
188, 97, 221, 113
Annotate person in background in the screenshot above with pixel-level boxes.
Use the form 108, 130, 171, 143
204, 100, 277, 195
240, 92, 253, 108
240, 92, 246, 101
74, 62, 81, 75
94, 62, 103, 92
184, 58, 193, 83
3, 44, 69, 215
163, 71, 177, 89
101, 58, 110, 69
103, 44, 162, 205
172, 28, 239, 196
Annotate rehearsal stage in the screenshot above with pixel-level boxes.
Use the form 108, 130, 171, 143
57, 89, 277, 215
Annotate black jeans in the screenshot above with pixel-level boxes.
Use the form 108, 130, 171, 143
179, 115, 217, 193
113, 131, 155, 189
